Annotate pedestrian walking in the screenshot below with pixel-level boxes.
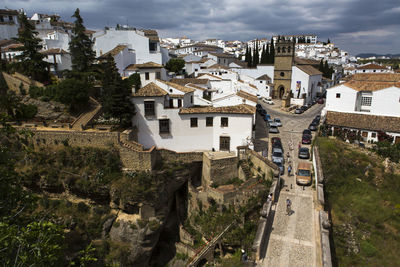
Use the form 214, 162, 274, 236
267, 193, 273, 202
288, 165, 292, 176
286, 198, 292, 215
298, 142, 301, 150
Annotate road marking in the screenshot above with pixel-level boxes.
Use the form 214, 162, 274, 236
270, 233, 314, 247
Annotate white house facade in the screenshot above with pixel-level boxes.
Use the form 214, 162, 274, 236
324, 73, 400, 143
131, 81, 255, 152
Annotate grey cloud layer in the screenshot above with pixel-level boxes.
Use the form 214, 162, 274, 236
4, 0, 400, 54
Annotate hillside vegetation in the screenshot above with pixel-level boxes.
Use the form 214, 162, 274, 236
317, 137, 400, 266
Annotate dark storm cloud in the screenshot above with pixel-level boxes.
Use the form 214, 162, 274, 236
3, 0, 400, 54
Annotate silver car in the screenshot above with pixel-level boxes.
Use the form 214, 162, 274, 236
272, 148, 284, 163
274, 118, 282, 127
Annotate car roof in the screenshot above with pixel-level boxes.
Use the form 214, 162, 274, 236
300, 147, 309, 152
298, 162, 312, 169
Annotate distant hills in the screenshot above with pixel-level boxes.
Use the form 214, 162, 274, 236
356, 53, 400, 58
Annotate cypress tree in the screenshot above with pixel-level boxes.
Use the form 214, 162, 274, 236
270, 39, 275, 64
69, 8, 95, 74
12, 13, 49, 83
319, 59, 324, 73
101, 55, 135, 127
260, 45, 266, 64
324, 61, 330, 78
245, 45, 250, 67
254, 41, 259, 66
327, 38, 331, 44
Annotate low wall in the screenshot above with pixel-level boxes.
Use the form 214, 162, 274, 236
290, 98, 305, 106
175, 242, 197, 259
24, 128, 204, 172
313, 146, 333, 267
246, 148, 279, 177
252, 175, 281, 261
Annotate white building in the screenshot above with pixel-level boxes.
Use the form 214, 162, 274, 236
93, 28, 163, 65
41, 48, 72, 74
324, 73, 400, 143
273, 34, 317, 44
291, 65, 323, 103
172, 43, 223, 56
98, 44, 136, 77
0, 9, 20, 40
124, 62, 167, 87
131, 81, 255, 152
355, 63, 392, 74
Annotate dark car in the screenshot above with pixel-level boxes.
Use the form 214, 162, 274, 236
317, 98, 324, 104
300, 105, 308, 112
272, 137, 283, 150
298, 147, 310, 159
256, 104, 262, 110
309, 122, 318, 131
302, 134, 312, 144
259, 109, 267, 116
314, 115, 321, 123
303, 129, 312, 136
295, 108, 303, 114
273, 160, 284, 175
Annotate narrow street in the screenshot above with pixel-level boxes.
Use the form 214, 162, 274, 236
256, 100, 324, 267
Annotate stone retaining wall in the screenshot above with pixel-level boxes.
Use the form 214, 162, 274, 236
252, 175, 281, 261
313, 146, 333, 267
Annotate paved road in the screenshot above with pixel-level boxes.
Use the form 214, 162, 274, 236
256, 100, 324, 267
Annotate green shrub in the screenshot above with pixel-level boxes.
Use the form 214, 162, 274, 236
113, 221, 120, 228
77, 202, 89, 213
137, 219, 147, 228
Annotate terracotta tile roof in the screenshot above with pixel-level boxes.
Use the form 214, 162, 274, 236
207, 64, 229, 70
186, 83, 207, 91
236, 90, 258, 103
296, 65, 322, 76
230, 59, 247, 68
0, 39, 17, 47
198, 73, 222, 80
125, 62, 163, 71
40, 48, 69, 55
357, 63, 387, 70
256, 74, 271, 80
2, 43, 23, 51
179, 104, 256, 115
169, 94, 184, 98
132, 82, 168, 97
142, 29, 159, 42
208, 52, 235, 58
341, 73, 400, 91
170, 78, 209, 85
325, 111, 400, 133
0, 9, 18, 15
157, 80, 195, 93
98, 45, 127, 59
294, 57, 320, 65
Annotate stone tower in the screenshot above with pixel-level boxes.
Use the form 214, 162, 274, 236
273, 40, 295, 106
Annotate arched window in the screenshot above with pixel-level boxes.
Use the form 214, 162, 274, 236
282, 47, 286, 53
288, 46, 291, 53
277, 47, 281, 53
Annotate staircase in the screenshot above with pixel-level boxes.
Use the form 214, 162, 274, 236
241, 161, 252, 180
71, 97, 102, 130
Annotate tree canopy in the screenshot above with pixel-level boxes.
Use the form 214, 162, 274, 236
12, 13, 49, 83
165, 58, 185, 73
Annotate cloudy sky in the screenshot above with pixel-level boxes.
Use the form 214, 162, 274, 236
3, 0, 400, 55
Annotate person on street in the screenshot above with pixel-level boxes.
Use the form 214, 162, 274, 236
286, 198, 292, 215
267, 193, 273, 202
288, 165, 292, 176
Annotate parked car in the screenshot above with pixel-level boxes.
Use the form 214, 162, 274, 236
271, 137, 283, 150
295, 108, 303, 114
300, 105, 308, 112
317, 98, 325, 104
272, 148, 284, 163
303, 129, 312, 136
308, 122, 318, 131
263, 114, 271, 121
314, 115, 321, 123
298, 147, 310, 159
296, 162, 312, 185
266, 99, 274, 105
302, 134, 312, 144
273, 160, 284, 175
274, 118, 282, 127
260, 109, 267, 116
269, 125, 279, 133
